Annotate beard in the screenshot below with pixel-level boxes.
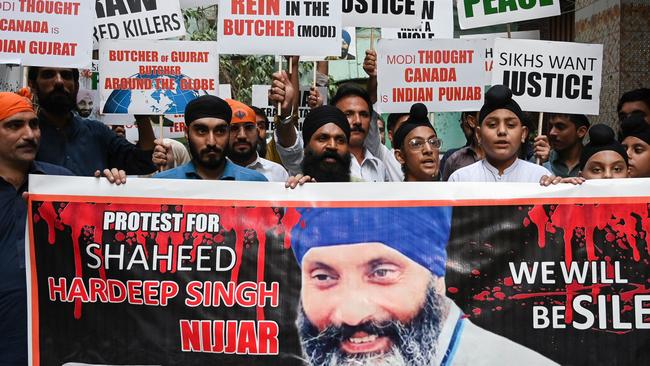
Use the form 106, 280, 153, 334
301, 147, 351, 182
38, 86, 76, 116
188, 138, 227, 170
297, 282, 445, 366
228, 140, 257, 164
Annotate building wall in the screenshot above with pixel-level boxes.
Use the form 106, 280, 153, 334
575, 0, 650, 129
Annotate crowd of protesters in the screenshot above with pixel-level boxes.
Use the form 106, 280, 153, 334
0, 55, 649, 364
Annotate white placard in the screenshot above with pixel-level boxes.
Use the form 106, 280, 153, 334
343, 0, 423, 27
180, 0, 218, 8
461, 30, 540, 85
219, 84, 232, 99
457, 0, 560, 30
381, 0, 453, 40
1, 0, 94, 67
93, 0, 186, 48
99, 39, 219, 115
377, 38, 486, 113
252, 84, 328, 131
217, 0, 342, 56
491, 38, 603, 114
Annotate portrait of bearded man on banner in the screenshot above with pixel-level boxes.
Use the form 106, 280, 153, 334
290, 207, 558, 366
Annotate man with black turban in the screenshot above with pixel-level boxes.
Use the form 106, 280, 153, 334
285, 105, 355, 187
289, 206, 558, 366
153, 95, 267, 181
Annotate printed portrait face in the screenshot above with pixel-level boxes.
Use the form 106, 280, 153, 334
76, 89, 96, 118
298, 242, 445, 366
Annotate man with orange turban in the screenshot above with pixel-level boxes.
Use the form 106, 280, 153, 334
0, 90, 72, 365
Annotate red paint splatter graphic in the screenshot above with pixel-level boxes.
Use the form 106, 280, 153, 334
34, 202, 298, 321
523, 204, 650, 324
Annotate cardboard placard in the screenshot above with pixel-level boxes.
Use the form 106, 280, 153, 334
342, 0, 423, 27
93, 0, 186, 49
99, 39, 219, 114
491, 38, 603, 114
1, 0, 94, 67
217, 0, 342, 56
377, 38, 486, 113
461, 30, 540, 85
457, 0, 560, 30
381, 0, 453, 40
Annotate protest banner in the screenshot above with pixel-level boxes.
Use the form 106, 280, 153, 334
27, 176, 650, 365
491, 38, 603, 114
381, 0, 453, 40
180, 0, 218, 8
457, 0, 560, 30
252, 84, 328, 131
0, 0, 93, 67
342, 0, 423, 27
376, 38, 486, 113
461, 30, 540, 85
99, 39, 219, 115
217, 0, 342, 56
93, 0, 186, 48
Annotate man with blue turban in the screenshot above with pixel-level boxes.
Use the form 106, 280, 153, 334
290, 207, 556, 366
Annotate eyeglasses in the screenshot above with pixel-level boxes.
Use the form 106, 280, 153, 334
407, 137, 442, 151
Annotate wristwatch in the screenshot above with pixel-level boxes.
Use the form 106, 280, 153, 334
275, 112, 298, 127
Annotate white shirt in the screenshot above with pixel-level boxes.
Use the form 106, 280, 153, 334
246, 154, 289, 182
435, 297, 558, 366
274, 127, 304, 176
365, 111, 404, 181
350, 148, 387, 182
448, 159, 552, 183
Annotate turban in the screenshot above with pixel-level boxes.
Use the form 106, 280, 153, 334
0, 90, 34, 122
226, 99, 256, 124
393, 103, 435, 150
620, 113, 650, 145
302, 105, 350, 147
580, 124, 628, 170
342, 29, 352, 45
185, 95, 231, 126
290, 206, 453, 277
478, 85, 526, 124
76, 88, 95, 103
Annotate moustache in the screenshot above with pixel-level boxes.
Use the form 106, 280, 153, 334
318, 150, 346, 164
200, 146, 223, 155
17, 140, 38, 149
351, 125, 366, 133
